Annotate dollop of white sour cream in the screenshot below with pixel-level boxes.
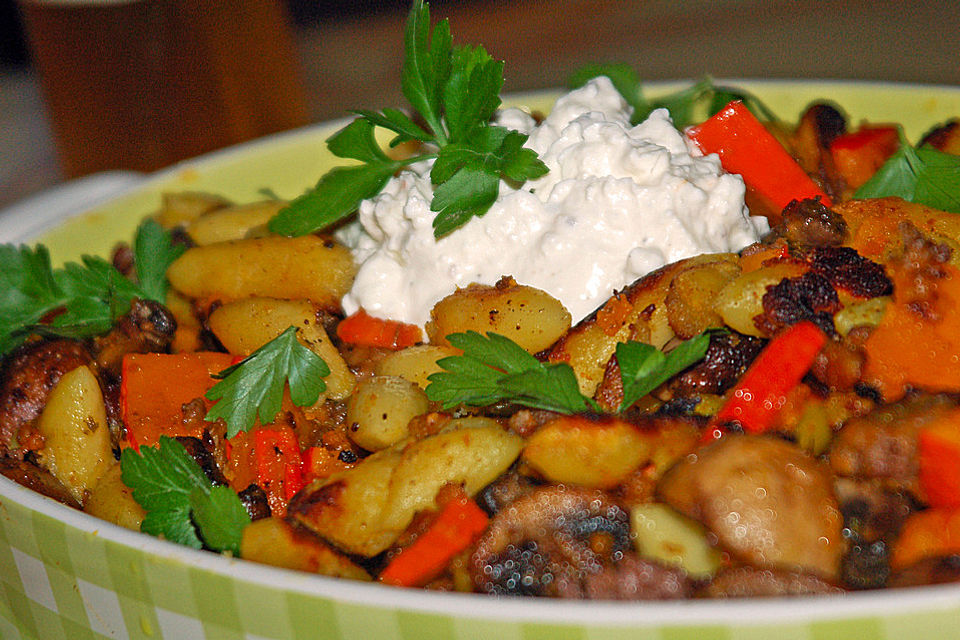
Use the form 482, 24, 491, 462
337, 77, 769, 327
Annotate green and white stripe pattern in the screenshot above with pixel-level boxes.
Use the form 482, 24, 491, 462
4, 476, 960, 639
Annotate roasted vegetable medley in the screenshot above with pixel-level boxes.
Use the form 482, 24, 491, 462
3, 100, 960, 599
6, 1, 960, 601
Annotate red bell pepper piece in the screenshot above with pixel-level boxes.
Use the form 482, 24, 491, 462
121, 351, 236, 450
223, 431, 257, 492
891, 508, 960, 571
595, 293, 633, 337
738, 240, 790, 274
713, 321, 828, 434
919, 431, 960, 508
302, 445, 354, 484
252, 427, 304, 517
917, 407, 960, 508
687, 101, 832, 212
829, 125, 899, 190
336, 309, 422, 350
378, 492, 489, 587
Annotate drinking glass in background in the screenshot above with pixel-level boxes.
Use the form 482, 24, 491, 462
17, 0, 310, 178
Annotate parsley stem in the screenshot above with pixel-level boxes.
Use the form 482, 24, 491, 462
429, 124, 448, 148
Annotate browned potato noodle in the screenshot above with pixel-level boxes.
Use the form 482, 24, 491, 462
427, 278, 571, 354
167, 235, 356, 309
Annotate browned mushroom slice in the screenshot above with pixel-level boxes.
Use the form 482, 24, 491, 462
774, 197, 849, 250
888, 555, 960, 589
669, 332, 764, 397
699, 566, 844, 598
657, 435, 844, 580
788, 102, 847, 201
470, 486, 690, 599
830, 394, 959, 495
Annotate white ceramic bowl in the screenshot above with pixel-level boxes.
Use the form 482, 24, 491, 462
4, 81, 960, 640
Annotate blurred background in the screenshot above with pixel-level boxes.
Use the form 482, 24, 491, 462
2, 0, 958, 209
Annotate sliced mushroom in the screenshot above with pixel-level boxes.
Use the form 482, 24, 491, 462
699, 566, 844, 598
470, 486, 690, 599
658, 435, 844, 580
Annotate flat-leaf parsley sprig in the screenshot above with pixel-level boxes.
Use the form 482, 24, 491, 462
123, 328, 332, 551
424, 331, 710, 415
268, 0, 548, 239
567, 64, 779, 128
0, 219, 183, 356
425, 331, 597, 414
204, 326, 330, 438
121, 436, 250, 556
616, 332, 710, 412
855, 127, 960, 213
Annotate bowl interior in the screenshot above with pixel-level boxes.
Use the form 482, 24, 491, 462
4, 80, 960, 640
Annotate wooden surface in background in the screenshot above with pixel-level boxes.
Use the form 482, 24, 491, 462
296, 0, 960, 122
20, 0, 309, 177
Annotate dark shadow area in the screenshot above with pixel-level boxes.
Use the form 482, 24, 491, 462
285, 0, 489, 24
0, 0, 28, 67
2, 0, 479, 63
286, 0, 409, 24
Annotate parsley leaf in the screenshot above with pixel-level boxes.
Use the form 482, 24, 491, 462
707, 83, 779, 123
0, 220, 181, 355
267, 0, 548, 240
567, 63, 645, 115
56, 256, 140, 307
270, 120, 405, 236
134, 219, 186, 302
498, 365, 593, 414
430, 127, 546, 235
0, 244, 69, 354
189, 485, 251, 556
855, 130, 960, 213
567, 69, 778, 128
327, 118, 395, 164
401, 0, 451, 143
616, 333, 711, 412
642, 78, 716, 128
425, 331, 597, 414
442, 45, 504, 143
271, 163, 402, 237
204, 326, 329, 437
353, 107, 433, 146
431, 127, 543, 183
431, 165, 501, 237
120, 436, 250, 555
